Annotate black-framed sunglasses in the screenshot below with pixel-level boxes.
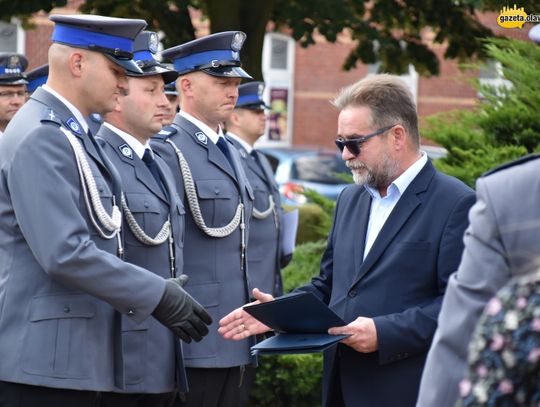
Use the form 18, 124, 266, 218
335, 124, 396, 156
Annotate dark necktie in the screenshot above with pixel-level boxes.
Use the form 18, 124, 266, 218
142, 148, 167, 197
216, 137, 232, 165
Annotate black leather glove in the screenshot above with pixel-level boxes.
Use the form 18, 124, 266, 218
152, 277, 212, 343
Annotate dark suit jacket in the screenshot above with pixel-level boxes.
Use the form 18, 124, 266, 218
299, 160, 475, 407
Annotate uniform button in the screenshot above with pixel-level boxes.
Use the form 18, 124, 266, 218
144, 202, 149, 208
63, 306, 70, 313
348, 289, 357, 297
214, 188, 220, 195
98, 187, 104, 193
127, 309, 135, 316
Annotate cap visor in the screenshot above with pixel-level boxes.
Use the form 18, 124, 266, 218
202, 66, 252, 79
128, 65, 179, 84
104, 54, 142, 74
0, 78, 28, 85
238, 102, 270, 110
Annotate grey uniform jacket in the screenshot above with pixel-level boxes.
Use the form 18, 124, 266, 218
0, 88, 166, 391
98, 126, 187, 393
152, 115, 255, 368
226, 136, 284, 296
417, 155, 540, 407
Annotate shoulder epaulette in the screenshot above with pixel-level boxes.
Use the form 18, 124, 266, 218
40, 108, 62, 127
154, 125, 177, 141
483, 153, 540, 177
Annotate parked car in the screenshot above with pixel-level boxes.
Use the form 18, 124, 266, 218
258, 146, 351, 205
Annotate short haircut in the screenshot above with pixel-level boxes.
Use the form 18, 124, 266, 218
332, 74, 419, 148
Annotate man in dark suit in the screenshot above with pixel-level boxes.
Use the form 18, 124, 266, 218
219, 74, 475, 406
97, 31, 207, 407
151, 32, 255, 407
0, 15, 210, 407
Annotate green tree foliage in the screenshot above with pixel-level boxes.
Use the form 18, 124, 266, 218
81, 0, 495, 79
424, 37, 540, 187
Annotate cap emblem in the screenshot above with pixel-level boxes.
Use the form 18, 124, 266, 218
231, 32, 246, 51
148, 32, 159, 54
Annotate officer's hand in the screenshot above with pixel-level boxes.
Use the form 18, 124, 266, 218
152, 277, 212, 343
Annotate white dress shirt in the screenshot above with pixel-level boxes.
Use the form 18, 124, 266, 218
179, 110, 225, 144
363, 152, 428, 259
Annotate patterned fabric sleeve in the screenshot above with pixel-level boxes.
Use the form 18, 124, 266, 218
457, 272, 540, 406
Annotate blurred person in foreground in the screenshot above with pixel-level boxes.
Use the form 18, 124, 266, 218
417, 153, 540, 407
219, 74, 475, 407
458, 271, 540, 406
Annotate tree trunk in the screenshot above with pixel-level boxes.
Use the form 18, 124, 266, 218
204, 0, 275, 81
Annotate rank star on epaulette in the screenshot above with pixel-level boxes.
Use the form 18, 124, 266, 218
65, 118, 81, 135
195, 132, 208, 145
119, 143, 133, 159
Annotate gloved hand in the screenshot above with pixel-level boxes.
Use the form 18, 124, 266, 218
152, 277, 212, 343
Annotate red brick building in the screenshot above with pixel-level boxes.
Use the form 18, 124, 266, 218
3, 2, 535, 149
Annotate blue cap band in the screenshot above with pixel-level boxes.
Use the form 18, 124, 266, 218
52, 25, 132, 53
0, 67, 23, 75
237, 94, 263, 106
172, 49, 238, 74
28, 76, 47, 93
134, 50, 154, 62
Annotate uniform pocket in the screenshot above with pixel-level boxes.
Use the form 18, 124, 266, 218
21, 293, 95, 378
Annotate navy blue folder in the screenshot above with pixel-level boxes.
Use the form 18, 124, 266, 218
244, 291, 349, 355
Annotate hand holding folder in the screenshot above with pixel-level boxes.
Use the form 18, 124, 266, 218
244, 291, 350, 355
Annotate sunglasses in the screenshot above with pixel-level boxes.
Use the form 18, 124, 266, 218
335, 124, 396, 156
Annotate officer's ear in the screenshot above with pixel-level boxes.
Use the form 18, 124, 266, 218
68, 51, 84, 78
178, 76, 192, 96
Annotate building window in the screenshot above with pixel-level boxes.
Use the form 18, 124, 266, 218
260, 33, 295, 146
0, 20, 25, 53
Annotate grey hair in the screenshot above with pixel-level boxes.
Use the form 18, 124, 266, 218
332, 74, 420, 148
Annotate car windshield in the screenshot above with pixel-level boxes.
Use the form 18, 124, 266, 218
292, 155, 350, 185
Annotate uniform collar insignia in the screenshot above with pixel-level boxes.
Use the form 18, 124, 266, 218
195, 131, 208, 145
239, 149, 247, 158
65, 118, 81, 135
119, 143, 133, 159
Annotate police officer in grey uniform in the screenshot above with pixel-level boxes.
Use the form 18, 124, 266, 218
25, 63, 48, 95
97, 31, 190, 407
225, 81, 291, 404
0, 52, 28, 135
0, 15, 210, 407
226, 81, 290, 296
152, 32, 255, 407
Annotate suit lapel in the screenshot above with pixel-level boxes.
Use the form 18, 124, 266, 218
353, 160, 435, 284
